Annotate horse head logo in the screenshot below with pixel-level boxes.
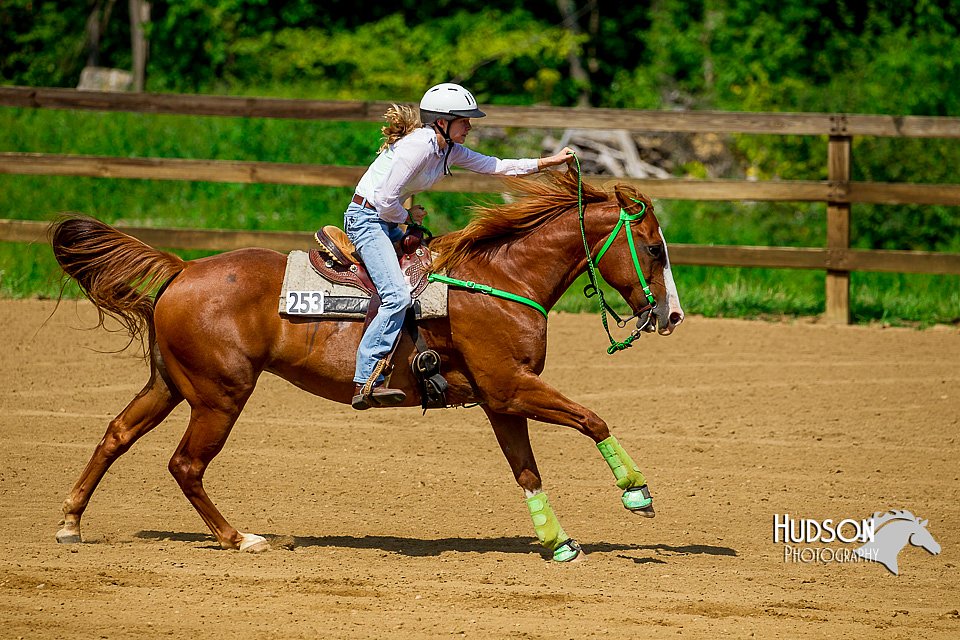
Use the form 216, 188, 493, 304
854, 510, 941, 575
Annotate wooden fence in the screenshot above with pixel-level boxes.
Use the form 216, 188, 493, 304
1, 86, 959, 322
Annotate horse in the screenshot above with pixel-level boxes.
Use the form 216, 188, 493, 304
49, 168, 684, 562
854, 510, 941, 575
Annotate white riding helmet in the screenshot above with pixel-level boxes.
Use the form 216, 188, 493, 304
419, 82, 486, 123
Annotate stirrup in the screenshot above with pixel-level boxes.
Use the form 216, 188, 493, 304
351, 390, 373, 411
351, 385, 406, 411
353, 358, 405, 410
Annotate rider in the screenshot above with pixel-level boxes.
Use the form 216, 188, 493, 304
337, 82, 574, 410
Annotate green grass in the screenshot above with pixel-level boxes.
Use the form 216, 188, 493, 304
1, 107, 957, 325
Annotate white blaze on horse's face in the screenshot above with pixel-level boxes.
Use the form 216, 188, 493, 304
655, 226, 684, 335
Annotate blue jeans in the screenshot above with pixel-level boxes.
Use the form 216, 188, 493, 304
344, 202, 410, 385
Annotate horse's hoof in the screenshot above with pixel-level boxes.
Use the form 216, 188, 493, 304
56, 531, 82, 544
56, 521, 82, 544
553, 549, 586, 563
552, 539, 584, 563
238, 533, 269, 553
622, 485, 654, 515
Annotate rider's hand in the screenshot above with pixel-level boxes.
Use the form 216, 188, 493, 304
408, 205, 428, 224
540, 147, 576, 169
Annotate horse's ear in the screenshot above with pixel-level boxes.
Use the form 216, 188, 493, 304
613, 183, 653, 215
921, 519, 928, 527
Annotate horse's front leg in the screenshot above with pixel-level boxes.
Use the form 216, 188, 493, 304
482, 407, 583, 562
484, 371, 655, 517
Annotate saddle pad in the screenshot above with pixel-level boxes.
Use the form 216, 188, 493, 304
278, 250, 447, 319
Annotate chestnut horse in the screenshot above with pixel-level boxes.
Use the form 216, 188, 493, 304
50, 169, 683, 562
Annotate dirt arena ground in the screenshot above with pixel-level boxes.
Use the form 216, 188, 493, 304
1, 298, 957, 639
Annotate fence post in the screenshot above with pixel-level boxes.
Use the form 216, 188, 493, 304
825, 132, 852, 323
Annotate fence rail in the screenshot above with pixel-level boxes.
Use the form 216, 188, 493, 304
3, 152, 960, 206
6, 219, 956, 275
1, 86, 958, 323
2, 86, 960, 137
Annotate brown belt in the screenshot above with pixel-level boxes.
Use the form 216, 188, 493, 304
351, 193, 376, 210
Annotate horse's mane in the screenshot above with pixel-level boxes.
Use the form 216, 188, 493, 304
870, 510, 920, 529
431, 169, 617, 273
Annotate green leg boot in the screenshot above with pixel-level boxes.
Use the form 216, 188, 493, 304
525, 492, 582, 562
597, 435, 655, 516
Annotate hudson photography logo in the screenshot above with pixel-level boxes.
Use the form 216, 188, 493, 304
773, 510, 941, 575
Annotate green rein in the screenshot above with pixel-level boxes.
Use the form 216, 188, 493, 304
428, 153, 657, 354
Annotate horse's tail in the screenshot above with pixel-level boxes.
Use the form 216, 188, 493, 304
49, 214, 186, 351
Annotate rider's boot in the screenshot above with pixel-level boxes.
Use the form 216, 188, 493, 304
351, 383, 406, 410
352, 358, 406, 410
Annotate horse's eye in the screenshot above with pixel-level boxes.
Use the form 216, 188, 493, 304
647, 244, 664, 260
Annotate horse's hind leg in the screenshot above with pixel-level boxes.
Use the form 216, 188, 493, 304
167, 402, 267, 553
483, 408, 583, 563
57, 374, 183, 543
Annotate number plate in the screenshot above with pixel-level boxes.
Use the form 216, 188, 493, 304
285, 290, 326, 315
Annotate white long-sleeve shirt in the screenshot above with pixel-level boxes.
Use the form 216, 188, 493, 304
355, 126, 540, 223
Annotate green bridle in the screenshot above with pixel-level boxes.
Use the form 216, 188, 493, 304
573, 154, 658, 354
427, 153, 659, 354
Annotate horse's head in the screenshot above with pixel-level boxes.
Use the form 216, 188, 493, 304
590, 185, 684, 335
909, 518, 941, 556
864, 510, 942, 568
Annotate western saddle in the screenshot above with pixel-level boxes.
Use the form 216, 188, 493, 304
310, 225, 447, 410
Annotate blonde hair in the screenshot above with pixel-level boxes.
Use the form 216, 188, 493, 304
379, 104, 422, 152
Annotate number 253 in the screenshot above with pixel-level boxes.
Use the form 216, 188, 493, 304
287, 291, 324, 314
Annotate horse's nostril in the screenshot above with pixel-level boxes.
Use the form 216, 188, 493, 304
669, 312, 683, 325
